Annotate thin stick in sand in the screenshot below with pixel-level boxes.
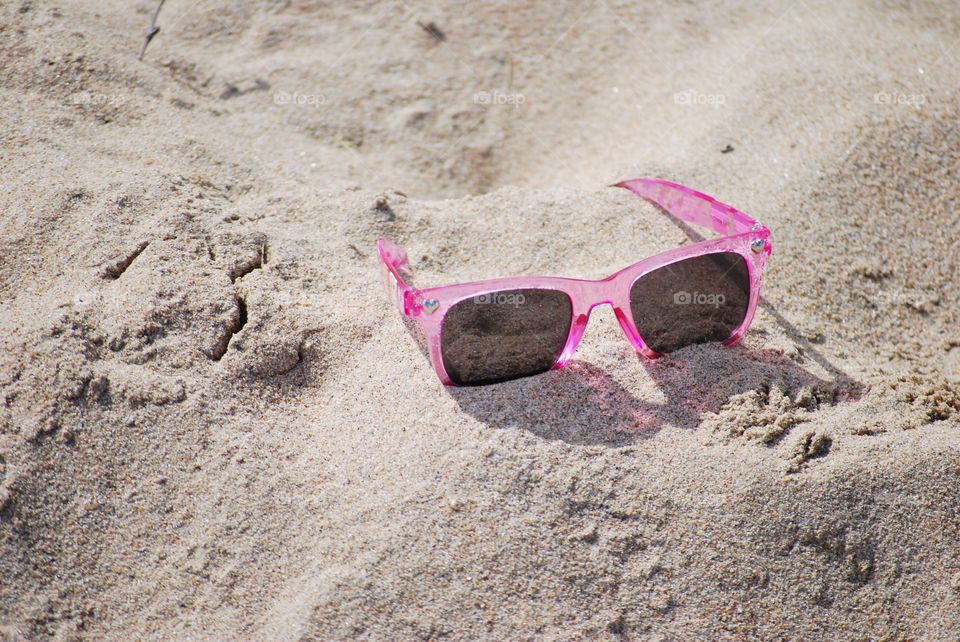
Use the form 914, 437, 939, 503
138, 0, 166, 61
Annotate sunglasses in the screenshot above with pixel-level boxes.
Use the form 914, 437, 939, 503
378, 178, 772, 386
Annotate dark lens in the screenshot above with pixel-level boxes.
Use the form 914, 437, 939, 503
629, 252, 750, 353
441, 289, 572, 385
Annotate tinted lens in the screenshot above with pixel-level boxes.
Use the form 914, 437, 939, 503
441, 289, 572, 385
629, 252, 750, 353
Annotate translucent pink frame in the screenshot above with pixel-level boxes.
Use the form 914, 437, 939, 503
378, 178, 773, 386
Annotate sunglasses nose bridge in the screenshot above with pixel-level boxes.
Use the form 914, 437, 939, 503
557, 279, 626, 365
586, 279, 647, 354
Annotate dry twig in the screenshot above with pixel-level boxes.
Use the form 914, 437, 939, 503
138, 0, 166, 61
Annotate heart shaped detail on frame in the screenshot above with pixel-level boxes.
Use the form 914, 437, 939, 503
422, 299, 440, 314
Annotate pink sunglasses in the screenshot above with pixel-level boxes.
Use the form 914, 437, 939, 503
378, 178, 773, 386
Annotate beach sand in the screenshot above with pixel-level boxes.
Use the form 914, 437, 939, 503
1, 0, 959, 639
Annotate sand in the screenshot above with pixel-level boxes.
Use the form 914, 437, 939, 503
1, 0, 959, 639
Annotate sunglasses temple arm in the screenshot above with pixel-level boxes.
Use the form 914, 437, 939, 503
376, 238, 424, 317
613, 178, 764, 236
